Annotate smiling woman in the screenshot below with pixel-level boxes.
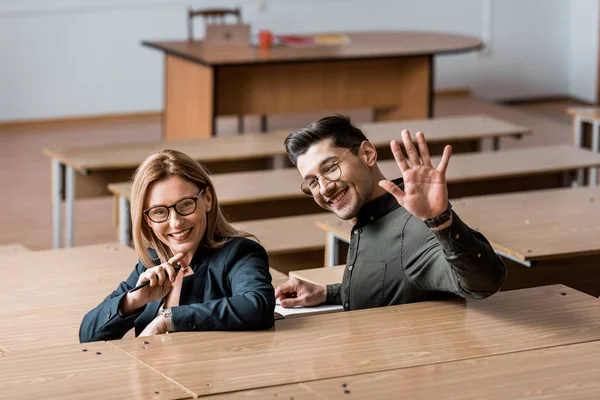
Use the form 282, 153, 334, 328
79, 149, 275, 342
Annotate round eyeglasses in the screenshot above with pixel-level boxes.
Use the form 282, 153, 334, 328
144, 187, 206, 223
300, 148, 355, 197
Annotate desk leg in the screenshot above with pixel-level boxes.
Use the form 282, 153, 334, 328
575, 117, 585, 185
65, 165, 75, 248
492, 136, 500, 151
52, 159, 64, 249
326, 232, 340, 268
119, 196, 131, 247
591, 122, 599, 186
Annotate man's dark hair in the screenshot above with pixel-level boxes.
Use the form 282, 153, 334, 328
284, 115, 369, 165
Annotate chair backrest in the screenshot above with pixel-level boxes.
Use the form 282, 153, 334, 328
187, 7, 243, 41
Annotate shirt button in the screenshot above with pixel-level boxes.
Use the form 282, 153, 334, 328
348, 265, 353, 271
455, 234, 460, 240
369, 216, 374, 221
188, 322, 196, 329
344, 302, 349, 310
477, 253, 482, 258
353, 230, 358, 235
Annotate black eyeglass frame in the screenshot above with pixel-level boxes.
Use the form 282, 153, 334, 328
143, 187, 206, 223
300, 147, 356, 197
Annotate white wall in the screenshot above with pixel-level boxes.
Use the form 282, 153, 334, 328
0, 0, 582, 121
568, 0, 600, 103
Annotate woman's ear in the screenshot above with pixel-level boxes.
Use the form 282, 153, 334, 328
204, 187, 213, 212
359, 141, 378, 167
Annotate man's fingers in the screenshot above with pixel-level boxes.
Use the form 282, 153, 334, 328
390, 140, 410, 173
416, 132, 432, 167
275, 279, 297, 299
437, 145, 452, 175
401, 130, 421, 167
379, 180, 405, 204
281, 297, 303, 308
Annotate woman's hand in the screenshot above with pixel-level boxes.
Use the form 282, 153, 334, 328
120, 253, 185, 316
139, 315, 168, 337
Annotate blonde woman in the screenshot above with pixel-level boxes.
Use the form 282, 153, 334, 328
80, 150, 275, 342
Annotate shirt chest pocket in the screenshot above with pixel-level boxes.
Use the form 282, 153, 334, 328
349, 262, 387, 310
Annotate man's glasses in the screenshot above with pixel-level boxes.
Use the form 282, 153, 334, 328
144, 187, 206, 223
300, 148, 355, 197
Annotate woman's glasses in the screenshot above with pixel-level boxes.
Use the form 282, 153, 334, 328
144, 187, 206, 223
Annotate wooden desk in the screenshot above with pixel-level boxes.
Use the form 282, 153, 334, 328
289, 265, 345, 286
0, 243, 31, 254
205, 340, 600, 399
45, 115, 528, 249
318, 187, 600, 296
567, 107, 600, 185
143, 31, 482, 140
0, 243, 138, 352
0, 342, 191, 399
110, 144, 600, 248
109, 285, 600, 397
233, 213, 330, 274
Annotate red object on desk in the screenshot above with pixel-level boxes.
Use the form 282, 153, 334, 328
259, 30, 273, 49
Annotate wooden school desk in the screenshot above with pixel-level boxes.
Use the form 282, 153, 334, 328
143, 31, 483, 139
0, 243, 137, 353
108, 285, 600, 397
567, 107, 600, 184
318, 187, 600, 296
0, 342, 192, 400
204, 340, 600, 399
45, 115, 529, 249
110, 144, 600, 247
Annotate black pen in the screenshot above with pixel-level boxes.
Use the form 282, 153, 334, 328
129, 264, 182, 293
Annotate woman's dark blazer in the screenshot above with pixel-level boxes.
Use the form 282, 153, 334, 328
79, 237, 275, 343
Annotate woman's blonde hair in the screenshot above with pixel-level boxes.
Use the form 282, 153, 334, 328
130, 149, 252, 268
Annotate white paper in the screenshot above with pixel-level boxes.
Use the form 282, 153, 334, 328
275, 298, 344, 318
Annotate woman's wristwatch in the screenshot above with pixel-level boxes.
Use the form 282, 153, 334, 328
159, 306, 174, 333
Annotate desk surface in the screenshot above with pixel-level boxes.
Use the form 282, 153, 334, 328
109, 144, 600, 205
204, 340, 600, 399
452, 187, 600, 261
143, 31, 482, 66
44, 115, 527, 172
109, 285, 600, 397
0, 342, 191, 400
317, 187, 600, 262
0, 243, 31, 254
567, 106, 600, 121
289, 265, 345, 286
233, 213, 329, 254
0, 243, 137, 352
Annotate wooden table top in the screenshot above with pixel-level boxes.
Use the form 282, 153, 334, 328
0, 342, 192, 399
318, 187, 600, 262
0, 243, 138, 352
109, 144, 600, 204
233, 213, 329, 255
204, 340, 600, 399
0, 243, 31, 254
567, 106, 600, 121
109, 285, 600, 397
289, 265, 345, 286
44, 115, 528, 172
143, 31, 483, 66
452, 187, 600, 261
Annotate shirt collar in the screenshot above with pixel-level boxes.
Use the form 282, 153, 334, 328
355, 177, 403, 228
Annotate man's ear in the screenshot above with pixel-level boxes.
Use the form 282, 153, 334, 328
359, 141, 378, 167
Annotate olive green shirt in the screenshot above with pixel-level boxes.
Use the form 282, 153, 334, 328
326, 178, 507, 310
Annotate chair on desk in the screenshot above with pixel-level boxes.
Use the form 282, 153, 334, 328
186, 7, 269, 134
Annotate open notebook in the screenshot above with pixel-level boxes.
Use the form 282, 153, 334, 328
274, 298, 343, 319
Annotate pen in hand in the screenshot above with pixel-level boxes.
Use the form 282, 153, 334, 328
129, 264, 182, 293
